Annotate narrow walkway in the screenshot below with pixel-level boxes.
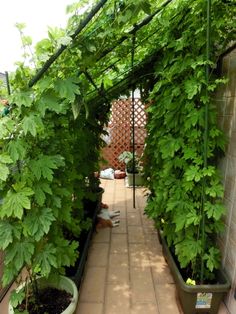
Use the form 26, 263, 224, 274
76, 178, 181, 314
75, 178, 229, 314
0, 178, 229, 313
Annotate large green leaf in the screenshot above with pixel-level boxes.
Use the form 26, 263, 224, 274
0, 221, 14, 250
34, 181, 52, 206
204, 202, 225, 220
29, 155, 64, 181
5, 241, 34, 270
22, 114, 44, 137
10, 91, 33, 108
38, 92, 61, 115
34, 243, 57, 276
54, 78, 80, 102
7, 139, 28, 162
1, 185, 34, 219
23, 208, 55, 241
0, 163, 10, 181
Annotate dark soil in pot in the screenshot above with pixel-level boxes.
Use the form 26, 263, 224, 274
16, 287, 72, 314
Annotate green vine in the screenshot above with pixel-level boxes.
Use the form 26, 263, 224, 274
143, 0, 235, 283
0, 1, 234, 309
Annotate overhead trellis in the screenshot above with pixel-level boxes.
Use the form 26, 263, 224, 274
27, 0, 234, 105
28, 0, 109, 87
9, 0, 235, 211
28, 0, 174, 90
1, 0, 236, 294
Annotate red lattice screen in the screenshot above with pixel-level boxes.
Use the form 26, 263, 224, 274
102, 98, 146, 171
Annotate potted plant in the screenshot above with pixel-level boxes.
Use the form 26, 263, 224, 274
118, 151, 144, 186
0, 32, 98, 314
0, 94, 81, 313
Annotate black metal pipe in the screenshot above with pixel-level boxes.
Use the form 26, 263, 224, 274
5, 71, 11, 95
131, 32, 136, 209
28, 0, 108, 87
97, 0, 174, 62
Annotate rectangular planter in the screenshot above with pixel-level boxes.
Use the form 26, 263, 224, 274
160, 233, 230, 314
66, 188, 104, 287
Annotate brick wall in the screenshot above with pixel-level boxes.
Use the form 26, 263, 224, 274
216, 47, 236, 314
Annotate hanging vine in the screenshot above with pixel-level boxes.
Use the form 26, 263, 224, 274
143, 0, 235, 283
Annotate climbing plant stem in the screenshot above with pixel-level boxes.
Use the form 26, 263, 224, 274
200, 0, 211, 284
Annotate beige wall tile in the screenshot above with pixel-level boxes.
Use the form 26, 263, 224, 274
217, 48, 236, 314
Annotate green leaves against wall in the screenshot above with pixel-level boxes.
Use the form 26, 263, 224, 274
143, 0, 235, 282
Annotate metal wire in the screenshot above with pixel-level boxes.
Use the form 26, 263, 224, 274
28, 0, 108, 87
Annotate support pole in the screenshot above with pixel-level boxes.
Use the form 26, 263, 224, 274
200, 0, 211, 284
28, 0, 108, 87
131, 32, 136, 209
5, 71, 11, 95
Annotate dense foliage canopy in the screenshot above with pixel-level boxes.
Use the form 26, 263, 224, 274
0, 0, 235, 296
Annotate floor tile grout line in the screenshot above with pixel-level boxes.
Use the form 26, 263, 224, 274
125, 181, 132, 313
101, 179, 115, 314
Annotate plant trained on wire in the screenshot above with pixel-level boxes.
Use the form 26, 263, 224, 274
143, 0, 236, 284
0, 0, 162, 312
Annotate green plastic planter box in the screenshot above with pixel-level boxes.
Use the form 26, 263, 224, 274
160, 233, 230, 314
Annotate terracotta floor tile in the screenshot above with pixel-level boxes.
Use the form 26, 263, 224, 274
105, 283, 131, 314
126, 203, 138, 212
128, 226, 145, 243
112, 218, 127, 234
110, 241, 128, 254
155, 283, 181, 314
127, 211, 142, 226
130, 303, 159, 314
152, 262, 174, 284
130, 267, 156, 303
117, 208, 127, 218
109, 253, 129, 267
87, 243, 109, 267
107, 266, 129, 285
79, 267, 106, 303
111, 233, 128, 246
129, 243, 150, 268
92, 228, 111, 243
76, 302, 103, 314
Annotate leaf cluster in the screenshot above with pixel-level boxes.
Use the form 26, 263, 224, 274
143, 0, 235, 282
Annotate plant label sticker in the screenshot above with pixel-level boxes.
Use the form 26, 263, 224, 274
195, 293, 212, 309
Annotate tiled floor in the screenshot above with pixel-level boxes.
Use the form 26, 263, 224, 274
0, 178, 230, 313
76, 179, 230, 314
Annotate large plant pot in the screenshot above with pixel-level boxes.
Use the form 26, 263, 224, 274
9, 275, 78, 314
66, 187, 104, 286
160, 233, 230, 314
126, 172, 144, 186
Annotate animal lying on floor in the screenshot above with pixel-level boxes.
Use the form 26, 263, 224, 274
96, 207, 120, 230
